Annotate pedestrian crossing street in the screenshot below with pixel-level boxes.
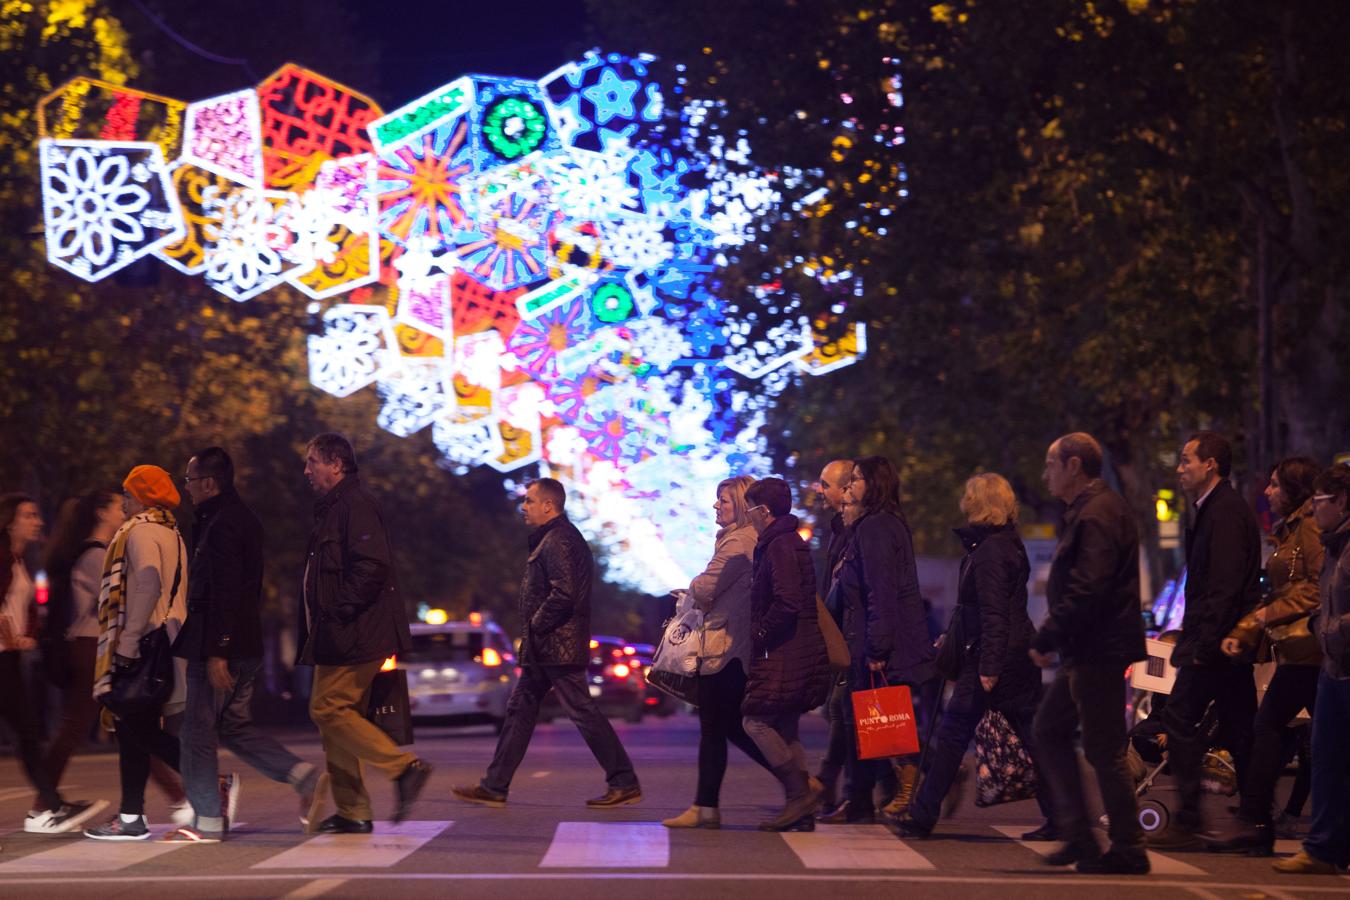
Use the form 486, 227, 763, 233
0, 820, 1321, 879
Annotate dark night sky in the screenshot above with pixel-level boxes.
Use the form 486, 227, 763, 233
349, 0, 595, 101
124, 0, 597, 106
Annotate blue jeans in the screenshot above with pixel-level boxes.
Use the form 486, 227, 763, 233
1304, 671, 1350, 865
180, 657, 311, 831
908, 664, 1052, 830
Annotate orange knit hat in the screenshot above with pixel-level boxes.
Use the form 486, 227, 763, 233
123, 465, 180, 509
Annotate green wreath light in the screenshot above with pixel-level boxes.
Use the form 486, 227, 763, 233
592, 282, 635, 323
482, 96, 548, 160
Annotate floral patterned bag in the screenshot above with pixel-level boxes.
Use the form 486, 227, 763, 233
974, 709, 1039, 807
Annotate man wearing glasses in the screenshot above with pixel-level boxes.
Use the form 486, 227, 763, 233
166, 447, 323, 843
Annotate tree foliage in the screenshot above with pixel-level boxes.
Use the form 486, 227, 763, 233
587, 0, 1350, 585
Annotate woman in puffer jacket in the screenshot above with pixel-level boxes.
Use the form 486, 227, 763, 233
741, 477, 831, 832
663, 476, 773, 829
1213, 457, 1324, 855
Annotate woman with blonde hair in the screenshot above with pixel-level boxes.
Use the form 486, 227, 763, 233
663, 475, 775, 829
896, 472, 1054, 839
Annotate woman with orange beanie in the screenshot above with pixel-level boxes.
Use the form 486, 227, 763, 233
84, 466, 191, 841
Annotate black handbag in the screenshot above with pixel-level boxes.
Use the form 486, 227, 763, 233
367, 668, 415, 745
102, 544, 182, 718
646, 666, 699, 706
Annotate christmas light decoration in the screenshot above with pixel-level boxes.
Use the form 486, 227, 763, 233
35, 50, 894, 592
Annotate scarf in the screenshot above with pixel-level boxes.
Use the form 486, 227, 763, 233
93, 507, 181, 703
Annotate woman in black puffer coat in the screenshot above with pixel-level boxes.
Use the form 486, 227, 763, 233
741, 478, 831, 832
895, 473, 1054, 839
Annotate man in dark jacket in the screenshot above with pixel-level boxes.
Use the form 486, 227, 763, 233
170, 447, 322, 842
298, 434, 429, 834
452, 478, 640, 809
1276, 464, 1350, 874
1153, 431, 1260, 849
1031, 432, 1149, 875
814, 458, 857, 816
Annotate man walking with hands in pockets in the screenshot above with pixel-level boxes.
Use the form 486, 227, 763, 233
452, 478, 641, 809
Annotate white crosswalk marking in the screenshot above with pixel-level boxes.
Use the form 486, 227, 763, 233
782, 824, 935, 869
539, 822, 669, 868
252, 820, 451, 870
0, 829, 189, 873
990, 824, 1208, 875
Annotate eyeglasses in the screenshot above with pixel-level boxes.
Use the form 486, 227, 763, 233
747, 504, 769, 516
182, 475, 210, 486
1311, 493, 1337, 505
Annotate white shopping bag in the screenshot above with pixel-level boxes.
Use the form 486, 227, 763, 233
651, 604, 703, 676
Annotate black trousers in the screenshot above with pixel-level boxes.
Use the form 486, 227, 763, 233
1239, 663, 1318, 821
0, 651, 61, 811
694, 659, 772, 806
483, 664, 638, 795
1033, 662, 1142, 851
816, 678, 850, 791
115, 707, 181, 816
1159, 662, 1256, 829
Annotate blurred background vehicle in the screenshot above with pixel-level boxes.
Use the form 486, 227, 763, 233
391, 612, 517, 732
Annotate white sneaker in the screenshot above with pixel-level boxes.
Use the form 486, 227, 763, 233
169, 801, 194, 827
25, 800, 108, 834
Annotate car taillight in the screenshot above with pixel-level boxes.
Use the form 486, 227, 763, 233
481, 647, 502, 667
611, 662, 631, 679
380, 656, 397, 672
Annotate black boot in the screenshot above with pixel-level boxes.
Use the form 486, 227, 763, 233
759, 765, 816, 832
1206, 817, 1274, 856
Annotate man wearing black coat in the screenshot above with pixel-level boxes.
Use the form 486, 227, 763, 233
299, 434, 429, 834
452, 478, 640, 809
172, 447, 322, 841
1031, 432, 1149, 875
1152, 431, 1261, 849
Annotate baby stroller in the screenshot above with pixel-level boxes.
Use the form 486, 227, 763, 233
1123, 638, 1240, 834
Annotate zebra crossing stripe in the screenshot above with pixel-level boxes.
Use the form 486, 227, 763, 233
538, 822, 669, 868
990, 824, 1207, 876
252, 821, 452, 870
781, 824, 936, 869
0, 829, 189, 873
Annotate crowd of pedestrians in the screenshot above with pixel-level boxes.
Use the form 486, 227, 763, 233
2, 428, 1349, 878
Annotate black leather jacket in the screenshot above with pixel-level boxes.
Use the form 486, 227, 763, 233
518, 515, 593, 667
296, 475, 410, 667
173, 488, 264, 660
1034, 479, 1146, 665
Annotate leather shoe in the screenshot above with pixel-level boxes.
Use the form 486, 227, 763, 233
1045, 839, 1101, 866
893, 815, 932, 839
1207, 820, 1273, 856
394, 759, 433, 824
816, 800, 875, 824
1076, 849, 1150, 875
1021, 821, 1058, 842
586, 785, 642, 808
1272, 850, 1338, 874
451, 784, 507, 808
315, 814, 372, 834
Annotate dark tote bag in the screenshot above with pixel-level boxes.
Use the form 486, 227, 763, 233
101, 544, 182, 718
367, 668, 415, 745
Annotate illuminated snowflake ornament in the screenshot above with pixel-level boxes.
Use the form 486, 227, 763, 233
40, 139, 184, 281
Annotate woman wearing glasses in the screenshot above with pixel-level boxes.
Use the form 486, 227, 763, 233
663, 475, 774, 829
831, 456, 936, 822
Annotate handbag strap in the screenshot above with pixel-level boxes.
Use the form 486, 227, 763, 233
868, 668, 891, 690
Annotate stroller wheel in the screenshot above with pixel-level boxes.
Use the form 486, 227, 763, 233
1138, 800, 1169, 834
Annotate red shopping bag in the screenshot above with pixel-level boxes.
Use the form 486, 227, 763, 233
851, 679, 919, 759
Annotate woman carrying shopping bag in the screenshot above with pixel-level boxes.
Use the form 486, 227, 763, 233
894, 473, 1054, 839
662, 476, 775, 829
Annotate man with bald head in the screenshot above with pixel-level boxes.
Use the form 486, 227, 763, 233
815, 458, 860, 818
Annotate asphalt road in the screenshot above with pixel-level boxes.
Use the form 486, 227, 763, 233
0, 711, 1345, 899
